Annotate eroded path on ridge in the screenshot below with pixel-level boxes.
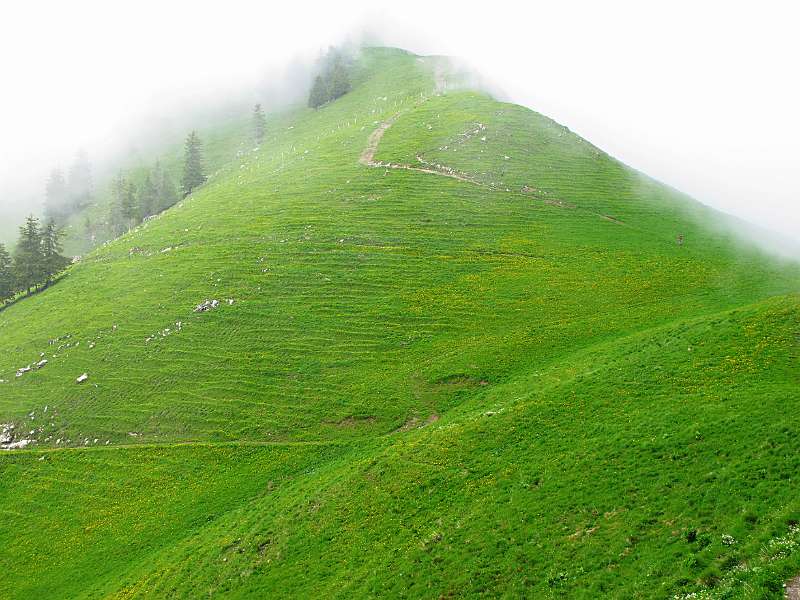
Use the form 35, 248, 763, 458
786, 575, 800, 599
358, 114, 636, 231
359, 111, 482, 185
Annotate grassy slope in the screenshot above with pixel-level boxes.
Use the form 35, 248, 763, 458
0, 48, 798, 598
59, 110, 253, 256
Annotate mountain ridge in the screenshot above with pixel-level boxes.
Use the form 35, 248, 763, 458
0, 46, 798, 598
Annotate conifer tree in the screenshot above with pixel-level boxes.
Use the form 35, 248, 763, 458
121, 179, 138, 230
0, 243, 14, 302
308, 75, 327, 109
159, 170, 178, 211
153, 161, 178, 212
13, 216, 44, 295
308, 48, 351, 108
252, 104, 266, 144
181, 131, 206, 197
139, 171, 158, 219
327, 56, 351, 100
41, 222, 69, 287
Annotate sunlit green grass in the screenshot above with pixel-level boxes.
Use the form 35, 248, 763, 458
0, 47, 797, 598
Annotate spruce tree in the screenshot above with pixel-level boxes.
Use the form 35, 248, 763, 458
139, 171, 158, 219
13, 216, 44, 295
181, 131, 206, 197
327, 56, 351, 100
308, 48, 351, 108
252, 104, 266, 144
121, 180, 138, 230
153, 161, 178, 212
159, 170, 178, 211
41, 222, 69, 287
0, 243, 14, 302
308, 75, 327, 109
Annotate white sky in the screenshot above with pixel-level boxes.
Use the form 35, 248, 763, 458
1, 0, 798, 245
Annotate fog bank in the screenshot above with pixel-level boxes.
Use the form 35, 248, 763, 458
1, 0, 797, 257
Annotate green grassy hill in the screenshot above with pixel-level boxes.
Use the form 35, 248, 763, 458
0, 47, 798, 598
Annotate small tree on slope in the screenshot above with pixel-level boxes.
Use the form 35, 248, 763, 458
327, 55, 351, 100
308, 75, 327, 109
13, 216, 44, 295
153, 161, 178, 212
181, 131, 206, 198
138, 171, 158, 220
121, 180, 138, 230
0, 243, 14, 302
41, 221, 69, 287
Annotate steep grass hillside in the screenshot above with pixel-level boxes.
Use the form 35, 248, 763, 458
0, 48, 798, 598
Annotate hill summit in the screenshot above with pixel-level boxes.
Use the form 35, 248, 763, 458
0, 47, 798, 598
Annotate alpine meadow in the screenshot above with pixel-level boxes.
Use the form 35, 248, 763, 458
0, 47, 799, 599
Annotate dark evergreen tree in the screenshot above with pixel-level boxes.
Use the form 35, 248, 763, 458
308, 48, 352, 108
67, 149, 92, 212
327, 55, 351, 100
158, 169, 178, 211
181, 131, 206, 197
13, 216, 44, 295
138, 171, 158, 219
252, 103, 266, 144
0, 243, 14, 302
121, 179, 138, 230
308, 75, 327, 109
44, 169, 68, 223
153, 160, 178, 212
41, 222, 69, 287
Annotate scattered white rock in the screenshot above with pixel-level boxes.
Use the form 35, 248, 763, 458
76, 373, 89, 384
2, 439, 33, 450
194, 299, 220, 313
36, 359, 47, 369
0, 423, 14, 444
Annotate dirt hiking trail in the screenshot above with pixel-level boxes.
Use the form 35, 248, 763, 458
359, 112, 482, 185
